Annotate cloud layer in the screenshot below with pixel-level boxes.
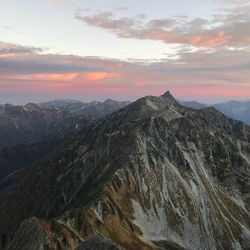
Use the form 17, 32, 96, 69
75, 3, 250, 48
1, 2, 250, 103
0, 42, 43, 58
0, 39, 249, 103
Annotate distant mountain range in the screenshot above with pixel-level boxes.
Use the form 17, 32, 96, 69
1, 98, 249, 148
181, 100, 250, 125
0, 99, 129, 147
39, 99, 131, 118
0, 91, 249, 250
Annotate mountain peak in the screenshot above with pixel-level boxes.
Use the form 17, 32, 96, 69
121, 91, 181, 122
162, 90, 172, 97
23, 103, 41, 111
161, 90, 174, 99
159, 90, 179, 106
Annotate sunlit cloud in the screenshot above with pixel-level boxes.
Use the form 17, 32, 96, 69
14, 72, 122, 82
83, 72, 122, 81
75, 3, 250, 48
0, 42, 43, 58
0, 40, 249, 103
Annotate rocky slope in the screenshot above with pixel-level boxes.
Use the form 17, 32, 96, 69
0, 103, 93, 147
0, 99, 129, 147
1, 91, 250, 250
76, 235, 124, 250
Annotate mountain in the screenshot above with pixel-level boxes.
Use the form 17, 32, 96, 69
180, 101, 207, 110
0, 139, 58, 190
1, 91, 250, 250
80, 99, 131, 118
0, 103, 93, 147
39, 99, 87, 111
39, 99, 131, 118
76, 235, 124, 250
181, 100, 250, 125
0, 99, 129, 147
214, 101, 250, 126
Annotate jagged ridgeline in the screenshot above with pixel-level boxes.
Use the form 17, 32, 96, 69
0, 91, 250, 250
0, 99, 130, 147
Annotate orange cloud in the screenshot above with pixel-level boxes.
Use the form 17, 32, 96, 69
83, 72, 121, 81
1, 40, 249, 102
190, 31, 229, 47
8, 72, 123, 84
0, 53, 19, 58
33, 73, 78, 81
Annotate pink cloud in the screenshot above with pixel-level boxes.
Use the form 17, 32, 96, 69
0, 41, 249, 102
75, 4, 250, 48
82, 72, 122, 81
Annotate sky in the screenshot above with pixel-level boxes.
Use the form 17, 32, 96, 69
0, 0, 250, 104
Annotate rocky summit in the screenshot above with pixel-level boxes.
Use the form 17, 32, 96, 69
0, 91, 250, 250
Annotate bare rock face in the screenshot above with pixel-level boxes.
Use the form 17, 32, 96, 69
76, 236, 124, 250
7, 217, 49, 250
5, 217, 82, 250
1, 91, 250, 250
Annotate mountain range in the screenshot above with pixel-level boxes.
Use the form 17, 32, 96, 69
0, 99, 129, 147
1, 98, 249, 149
181, 100, 250, 125
39, 99, 131, 119
0, 91, 249, 250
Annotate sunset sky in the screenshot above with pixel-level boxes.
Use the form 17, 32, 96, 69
1, 0, 250, 104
